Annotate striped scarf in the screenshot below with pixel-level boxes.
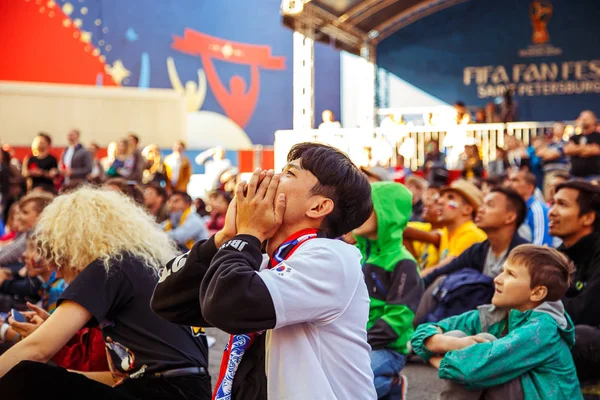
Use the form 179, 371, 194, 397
212, 229, 320, 400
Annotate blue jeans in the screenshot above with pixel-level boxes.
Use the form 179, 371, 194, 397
370, 348, 407, 399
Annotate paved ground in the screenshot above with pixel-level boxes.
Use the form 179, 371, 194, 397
206, 327, 444, 399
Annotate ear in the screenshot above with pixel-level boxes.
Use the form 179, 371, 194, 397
530, 285, 548, 303
504, 210, 517, 226
462, 203, 474, 217
306, 197, 334, 220
581, 211, 596, 228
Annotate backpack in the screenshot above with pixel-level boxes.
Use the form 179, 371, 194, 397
424, 268, 495, 323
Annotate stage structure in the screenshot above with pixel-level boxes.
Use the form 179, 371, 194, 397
282, 0, 471, 129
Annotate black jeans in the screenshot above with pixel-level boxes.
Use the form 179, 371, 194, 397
572, 325, 600, 383
0, 361, 212, 400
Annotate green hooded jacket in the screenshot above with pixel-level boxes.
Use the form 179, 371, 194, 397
355, 182, 424, 354
411, 302, 582, 400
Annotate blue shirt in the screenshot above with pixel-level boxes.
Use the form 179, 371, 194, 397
518, 197, 552, 246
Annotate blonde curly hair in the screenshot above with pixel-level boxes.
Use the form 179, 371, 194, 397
34, 186, 178, 274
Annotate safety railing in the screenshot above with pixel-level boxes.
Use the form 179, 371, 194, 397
274, 122, 558, 171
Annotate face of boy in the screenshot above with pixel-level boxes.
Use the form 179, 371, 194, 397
278, 160, 322, 227
492, 262, 545, 312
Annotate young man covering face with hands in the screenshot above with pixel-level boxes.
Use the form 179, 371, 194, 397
152, 143, 377, 400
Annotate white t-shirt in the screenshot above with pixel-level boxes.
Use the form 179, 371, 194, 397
257, 239, 376, 400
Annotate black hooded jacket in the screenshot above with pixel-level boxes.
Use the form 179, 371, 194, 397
560, 231, 600, 327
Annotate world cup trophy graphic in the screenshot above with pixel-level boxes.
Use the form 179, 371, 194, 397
530, 0, 553, 44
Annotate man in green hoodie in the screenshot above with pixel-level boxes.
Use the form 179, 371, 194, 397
354, 182, 424, 399
411, 244, 582, 400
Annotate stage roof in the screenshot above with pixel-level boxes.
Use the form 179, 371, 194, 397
283, 0, 469, 55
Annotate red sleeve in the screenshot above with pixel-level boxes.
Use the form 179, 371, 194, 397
51, 328, 109, 372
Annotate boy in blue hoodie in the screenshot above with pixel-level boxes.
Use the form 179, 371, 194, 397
354, 182, 424, 399
412, 244, 582, 400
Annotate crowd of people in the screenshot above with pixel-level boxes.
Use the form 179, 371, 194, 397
0, 108, 597, 399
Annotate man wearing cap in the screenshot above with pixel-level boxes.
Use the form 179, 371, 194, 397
428, 179, 487, 269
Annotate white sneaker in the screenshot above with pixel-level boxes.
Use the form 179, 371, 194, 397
400, 374, 408, 400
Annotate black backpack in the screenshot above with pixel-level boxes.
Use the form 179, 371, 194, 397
425, 268, 495, 323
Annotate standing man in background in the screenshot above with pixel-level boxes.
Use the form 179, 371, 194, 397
60, 129, 92, 187
564, 110, 600, 181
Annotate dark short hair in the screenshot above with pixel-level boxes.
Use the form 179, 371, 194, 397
209, 189, 232, 204
508, 244, 575, 302
520, 171, 537, 187
104, 178, 145, 205
455, 101, 466, 107
128, 134, 140, 145
482, 176, 504, 188
145, 182, 167, 202
555, 180, 600, 231
170, 190, 192, 205
491, 187, 527, 227
287, 143, 373, 238
37, 132, 52, 146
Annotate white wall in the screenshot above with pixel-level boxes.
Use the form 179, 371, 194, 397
0, 81, 186, 147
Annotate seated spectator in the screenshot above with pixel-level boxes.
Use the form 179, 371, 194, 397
480, 176, 503, 197
564, 110, 600, 181
100, 141, 117, 177
506, 135, 530, 171
507, 170, 552, 246
104, 177, 145, 205
105, 139, 130, 178
194, 197, 210, 221
0, 193, 55, 311
416, 188, 528, 325
461, 144, 484, 183
165, 140, 192, 193
411, 245, 581, 400
0, 187, 211, 399
549, 180, 600, 384
406, 176, 428, 222
142, 144, 167, 186
164, 191, 209, 251
537, 122, 569, 195
2, 235, 66, 344
404, 186, 442, 270
486, 146, 509, 179
206, 190, 231, 235
0, 204, 19, 244
86, 142, 104, 184
144, 183, 169, 224
547, 170, 570, 205
420, 180, 486, 271
353, 182, 423, 399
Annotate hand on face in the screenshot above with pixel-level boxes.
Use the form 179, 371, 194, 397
236, 169, 286, 243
